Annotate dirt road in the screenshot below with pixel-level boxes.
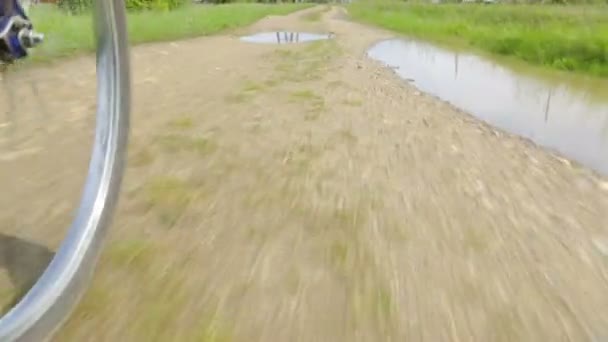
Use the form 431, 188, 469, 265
2, 6, 608, 341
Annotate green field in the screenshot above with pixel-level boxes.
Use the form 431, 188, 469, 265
27, 2, 311, 63
348, 1, 608, 77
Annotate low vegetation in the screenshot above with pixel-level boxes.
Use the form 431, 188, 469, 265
348, 1, 608, 77
27, 2, 312, 62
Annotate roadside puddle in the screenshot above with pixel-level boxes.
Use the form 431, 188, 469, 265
368, 39, 608, 176
240, 31, 334, 44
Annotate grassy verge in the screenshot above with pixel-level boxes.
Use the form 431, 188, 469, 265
27, 2, 312, 63
348, 1, 608, 77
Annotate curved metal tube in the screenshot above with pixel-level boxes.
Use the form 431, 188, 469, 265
0, 0, 130, 339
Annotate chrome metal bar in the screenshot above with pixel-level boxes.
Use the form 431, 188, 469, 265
0, 0, 130, 339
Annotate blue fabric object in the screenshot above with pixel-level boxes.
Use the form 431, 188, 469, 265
0, 0, 29, 20
0, 0, 32, 60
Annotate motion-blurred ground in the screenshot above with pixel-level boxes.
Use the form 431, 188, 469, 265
1, 6, 608, 342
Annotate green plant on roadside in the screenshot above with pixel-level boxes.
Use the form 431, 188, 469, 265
27, 3, 312, 63
349, 1, 608, 77
57, 0, 91, 14
126, 0, 187, 11
57, 0, 189, 13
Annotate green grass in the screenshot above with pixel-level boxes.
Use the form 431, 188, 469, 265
129, 146, 156, 167
156, 133, 217, 155
141, 175, 197, 226
27, 2, 312, 63
288, 89, 326, 119
107, 239, 157, 269
167, 117, 196, 130
268, 39, 342, 82
289, 89, 319, 101
348, 1, 608, 77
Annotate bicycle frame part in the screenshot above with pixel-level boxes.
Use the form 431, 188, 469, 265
0, 0, 43, 62
0, 0, 130, 339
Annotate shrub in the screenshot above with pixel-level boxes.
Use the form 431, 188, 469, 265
57, 0, 187, 14
125, 0, 188, 11
57, 0, 91, 14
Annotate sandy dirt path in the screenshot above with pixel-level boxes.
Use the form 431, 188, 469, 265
1, 5, 608, 341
